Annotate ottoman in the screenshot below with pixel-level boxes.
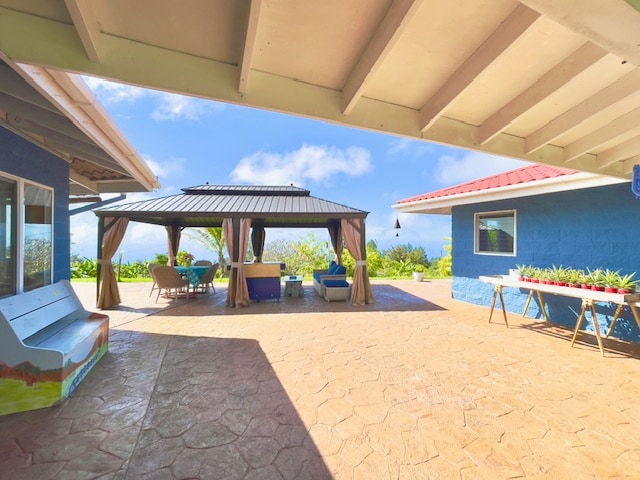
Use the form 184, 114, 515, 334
323, 280, 350, 302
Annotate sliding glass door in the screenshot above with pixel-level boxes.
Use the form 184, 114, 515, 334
0, 177, 16, 297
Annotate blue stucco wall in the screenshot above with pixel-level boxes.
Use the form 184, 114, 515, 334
452, 182, 640, 342
0, 127, 70, 282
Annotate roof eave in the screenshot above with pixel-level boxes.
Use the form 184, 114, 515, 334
393, 172, 629, 215
6, 58, 160, 193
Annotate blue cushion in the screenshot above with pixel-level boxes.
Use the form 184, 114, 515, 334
334, 265, 347, 275
328, 261, 338, 274
324, 280, 349, 288
313, 273, 322, 283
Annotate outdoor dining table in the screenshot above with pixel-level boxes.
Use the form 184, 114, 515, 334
174, 265, 210, 288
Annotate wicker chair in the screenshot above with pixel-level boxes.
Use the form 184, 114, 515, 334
193, 260, 213, 266
147, 263, 160, 297
153, 266, 190, 302
197, 263, 219, 294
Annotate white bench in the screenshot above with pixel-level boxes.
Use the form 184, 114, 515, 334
0, 280, 109, 415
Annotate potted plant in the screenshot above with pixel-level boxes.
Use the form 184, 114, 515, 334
176, 250, 195, 267
617, 272, 637, 294
550, 265, 568, 286
603, 269, 621, 293
567, 268, 585, 288
515, 264, 529, 282
586, 268, 605, 291
412, 264, 426, 282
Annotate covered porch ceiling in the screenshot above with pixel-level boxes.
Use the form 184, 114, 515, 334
2, 1, 640, 180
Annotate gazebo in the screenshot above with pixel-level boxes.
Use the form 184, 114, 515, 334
93, 185, 373, 309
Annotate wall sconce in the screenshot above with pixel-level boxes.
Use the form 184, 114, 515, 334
394, 217, 401, 236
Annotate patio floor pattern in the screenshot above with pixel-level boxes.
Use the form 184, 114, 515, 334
1, 279, 640, 479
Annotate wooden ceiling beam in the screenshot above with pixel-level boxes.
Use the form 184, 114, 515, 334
595, 134, 640, 168
418, 4, 540, 132
564, 106, 640, 161
238, 0, 262, 95
525, 69, 640, 154
0, 90, 90, 142
8, 117, 123, 170
69, 168, 98, 193
64, 0, 102, 62
520, 0, 640, 66
341, 0, 422, 115
478, 42, 607, 145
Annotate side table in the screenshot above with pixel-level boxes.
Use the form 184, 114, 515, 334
284, 275, 304, 297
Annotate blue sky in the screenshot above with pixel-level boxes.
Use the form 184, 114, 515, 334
70, 78, 528, 263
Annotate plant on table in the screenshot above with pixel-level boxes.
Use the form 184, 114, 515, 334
585, 268, 605, 291
516, 264, 530, 281
550, 265, 569, 286
602, 269, 622, 293
617, 272, 637, 294
177, 250, 195, 267
566, 268, 585, 288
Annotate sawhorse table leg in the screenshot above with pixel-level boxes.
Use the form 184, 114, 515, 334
571, 299, 605, 356
522, 289, 549, 323
605, 304, 624, 338
489, 285, 509, 327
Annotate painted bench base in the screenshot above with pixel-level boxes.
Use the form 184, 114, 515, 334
0, 281, 109, 415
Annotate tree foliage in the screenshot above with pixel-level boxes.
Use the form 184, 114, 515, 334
185, 227, 227, 276
263, 233, 330, 276
70, 234, 453, 280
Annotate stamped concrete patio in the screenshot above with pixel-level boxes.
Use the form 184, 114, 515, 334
1, 279, 640, 479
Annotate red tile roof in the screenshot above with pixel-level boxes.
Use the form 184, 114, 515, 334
397, 164, 578, 204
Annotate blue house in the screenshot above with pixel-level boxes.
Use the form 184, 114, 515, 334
394, 164, 640, 344
0, 59, 158, 298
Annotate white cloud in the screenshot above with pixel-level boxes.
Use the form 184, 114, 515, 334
82, 76, 147, 104
82, 76, 221, 121
150, 92, 220, 121
434, 151, 529, 186
387, 138, 434, 158
230, 144, 372, 186
142, 154, 186, 180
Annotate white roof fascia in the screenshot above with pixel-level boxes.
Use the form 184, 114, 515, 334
393, 172, 629, 215
8, 59, 159, 192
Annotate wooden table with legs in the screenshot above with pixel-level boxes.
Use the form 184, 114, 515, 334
480, 275, 640, 356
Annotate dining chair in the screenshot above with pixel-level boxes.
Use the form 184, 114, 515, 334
153, 266, 190, 302
197, 263, 219, 294
147, 262, 160, 297
194, 260, 213, 266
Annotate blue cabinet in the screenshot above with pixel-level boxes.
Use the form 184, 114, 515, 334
243, 263, 285, 301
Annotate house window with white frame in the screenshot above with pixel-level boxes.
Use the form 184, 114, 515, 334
475, 210, 515, 255
0, 172, 53, 297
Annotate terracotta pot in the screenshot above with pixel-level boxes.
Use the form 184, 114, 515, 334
591, 285, 604, 291
604, 287, 617, 293
581, 284, 591, 290
618, 288, 631, 294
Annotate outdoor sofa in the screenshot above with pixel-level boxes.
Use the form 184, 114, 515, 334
313, 261, 349, 300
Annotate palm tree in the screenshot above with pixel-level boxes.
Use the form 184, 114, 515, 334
185, 227, 227, 277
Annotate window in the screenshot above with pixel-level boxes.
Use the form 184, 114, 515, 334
24, 184, 53, 292
0, 173, 53, 297
475, 210, 515, 255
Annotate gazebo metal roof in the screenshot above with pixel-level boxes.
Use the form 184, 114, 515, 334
93, 185, 369, 228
